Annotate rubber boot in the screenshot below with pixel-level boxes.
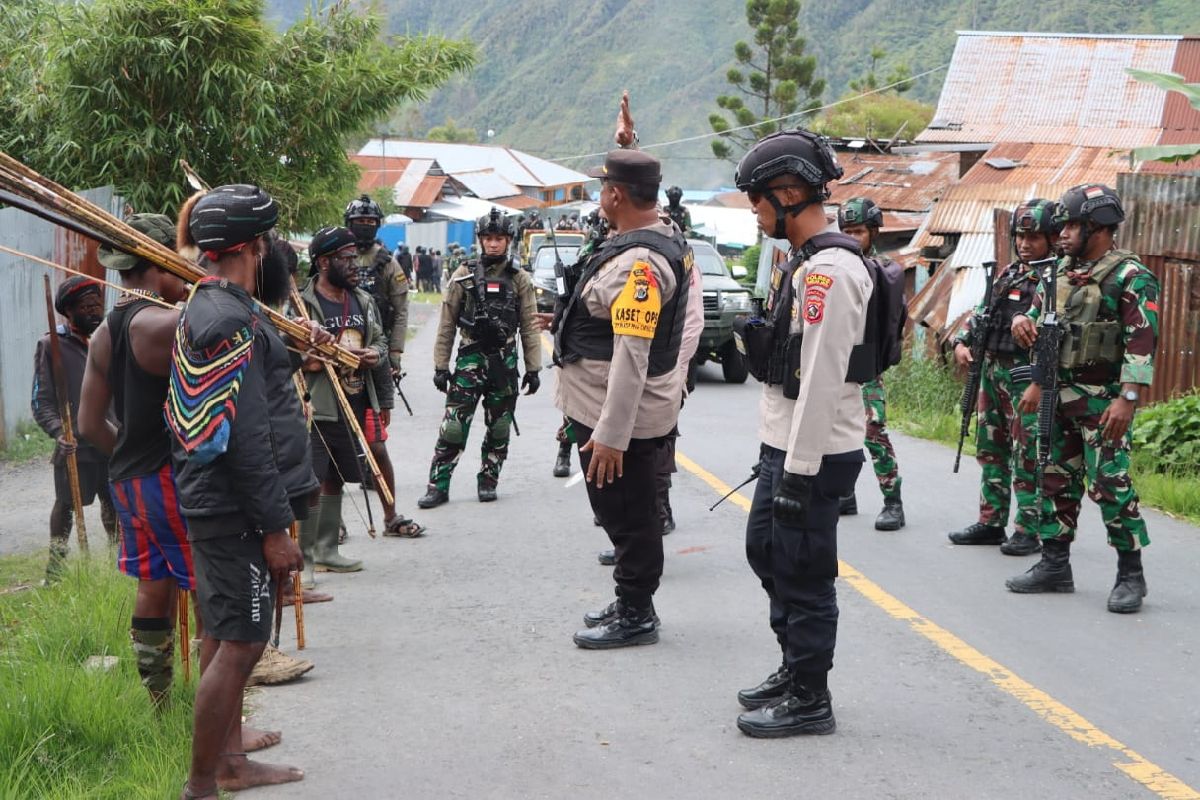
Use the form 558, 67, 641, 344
1005, 538, 1073, 593
130, 617, 174, 707
874, 495, 905, 531
313, 494, 363, 573
838, 493, 858, 516
553, 442, 572, 478
298, 512, 318, 589
1107, 549, 1147, 614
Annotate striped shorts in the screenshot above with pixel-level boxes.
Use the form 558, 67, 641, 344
110, 464, 195, 590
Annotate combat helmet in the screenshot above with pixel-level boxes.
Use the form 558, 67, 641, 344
344, 194, 384, 225
735, 128, 843, 238
476, 208, 516, 239
1054, 184, 1125, 229
838, 197, 883, 230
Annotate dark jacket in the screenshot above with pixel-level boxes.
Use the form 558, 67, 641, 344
170, 281, 317, 531
32, 325, 106, 463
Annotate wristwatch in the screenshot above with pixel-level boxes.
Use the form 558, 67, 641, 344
1122, 389, 1140, 403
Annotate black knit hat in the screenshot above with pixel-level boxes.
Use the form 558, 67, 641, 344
308, 226, 358, 261
187, 184, 279, 260
54, 276, 102, 315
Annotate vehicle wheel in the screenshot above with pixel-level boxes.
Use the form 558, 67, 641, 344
721, 341, 749, 384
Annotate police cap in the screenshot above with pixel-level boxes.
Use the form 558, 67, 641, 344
587, 149, 662, 187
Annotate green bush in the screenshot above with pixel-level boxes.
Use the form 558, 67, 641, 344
740, 244, 761, 287
1132, 391, 1200, 474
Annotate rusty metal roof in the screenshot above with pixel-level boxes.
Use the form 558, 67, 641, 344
925, 183, 1070, 235
828, 152, 959, 212
1161, 38, 1200, 137
917, 32, 1185, 147
960, 143, 1133, 187
1118, 173, 1200, 261
351, 155, 446, 208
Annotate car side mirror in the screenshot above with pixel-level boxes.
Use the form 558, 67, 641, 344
731, 265, 748, 280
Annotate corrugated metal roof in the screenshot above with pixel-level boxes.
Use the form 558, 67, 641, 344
827, 152, 959, 212
960, 143, 1134, 186
493, 194, 541, 211
918, 33, 1180, 146
351, 155, 445, 208
358, 139, 590, 189
926, 183, 1068, 234
1117, 173, 1200, 260
1161, 37, 1200, 135
451, 169, 521, 200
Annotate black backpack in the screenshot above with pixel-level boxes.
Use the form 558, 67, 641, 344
804, 232, 906, 382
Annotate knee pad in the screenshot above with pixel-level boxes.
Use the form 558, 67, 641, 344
441, 418, 467, 445
489, 413, 511, 441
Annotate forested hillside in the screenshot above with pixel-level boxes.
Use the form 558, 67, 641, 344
268, 0, 1200, 187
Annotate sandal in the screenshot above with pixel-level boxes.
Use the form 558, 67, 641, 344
382, 516, 426, 538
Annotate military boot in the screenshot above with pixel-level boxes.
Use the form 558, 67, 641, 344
874, 495, 905, 531
1107, 550, 1147, 614
574, 600, 659, 649
1005, 538, 1073, 593
737, 662, 790, 709
1000, 529, 1042, 556
477, 477, 498, 503
582, 599, 659, 628
313, 495, 363, 573
737, 674, 835, 738
948, 522, 1007, 546
552, 443, 572, 478
417, 485, 449, 509
838, 493, 858, 516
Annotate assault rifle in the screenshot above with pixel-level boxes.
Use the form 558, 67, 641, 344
391, 371, 413, 416
954, 261, 997, 473
1030, 256, 1061, 525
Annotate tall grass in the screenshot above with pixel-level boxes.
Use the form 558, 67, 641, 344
0, 559, 195, 799
0, 421, 56, 464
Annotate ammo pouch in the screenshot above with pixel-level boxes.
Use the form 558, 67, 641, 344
782, 334, 804, 399
1059, 321, 1123, 368
734, 316, 777, 383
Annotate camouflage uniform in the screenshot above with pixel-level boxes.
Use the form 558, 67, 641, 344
861, 377, 900, 500
427, 258, 540, 493
1026, 253, 1159, 549
953, 261, 1042, 533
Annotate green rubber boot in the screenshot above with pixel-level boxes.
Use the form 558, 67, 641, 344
313, 494, 363, 573
298, 511, 319, 589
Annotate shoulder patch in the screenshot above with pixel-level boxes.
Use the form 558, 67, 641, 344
805, 273, 834, 290
611, 260, 662, 339
803, 295, 825, 324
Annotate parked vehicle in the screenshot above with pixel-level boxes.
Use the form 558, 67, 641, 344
690, 239, 752, 384
530, 245, 581, 313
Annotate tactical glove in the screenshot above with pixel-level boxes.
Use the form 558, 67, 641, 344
773, 471, 813, 528
521, 371, 540, 395
389, 351, 403, 372
433, 369, 451, 393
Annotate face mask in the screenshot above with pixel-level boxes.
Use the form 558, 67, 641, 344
481, 252, 507, 268
256, 237, 294, 307
349, 222, 378, 246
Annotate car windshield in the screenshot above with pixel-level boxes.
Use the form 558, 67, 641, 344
690, 244, 729, 277
533, 247, 581, 279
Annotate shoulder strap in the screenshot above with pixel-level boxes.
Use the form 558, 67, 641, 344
803, 232, 863, 260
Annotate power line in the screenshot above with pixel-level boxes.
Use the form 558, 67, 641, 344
546, 64, 950, 163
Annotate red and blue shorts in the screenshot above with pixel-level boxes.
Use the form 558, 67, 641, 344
362, 407, 388, 444
109, 464, 195, 590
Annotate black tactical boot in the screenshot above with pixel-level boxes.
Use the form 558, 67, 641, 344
1107, 550, 1147, 614
948, 522, 1007, 545
597, 549, 616, 566
737, 663, 790, 710
737, 677, 835, 738
1006, 538, 1074, 593
553, 443, 572, 478
874, 496, 905, 531
574, 601, 659, 648
417, 486, 449, 509
582, 599, 659, 628
838, 493, 858, 516
1000, 529, 1042, 556
477, 478, 498, 503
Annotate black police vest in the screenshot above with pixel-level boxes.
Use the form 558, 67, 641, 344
555, 229, 688, 378
983, 261, 1035, 357
458, 259, 520, 346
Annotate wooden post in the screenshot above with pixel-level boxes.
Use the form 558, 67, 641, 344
42, 275, 88, 555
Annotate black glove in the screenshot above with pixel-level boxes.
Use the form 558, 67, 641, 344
433, 369, 451, 393
521, 371, 540, 395
773, 471, 813, 527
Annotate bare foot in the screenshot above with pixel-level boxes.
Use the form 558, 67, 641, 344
242, 726, 282, 752
180, 782, 218, 800
217, 755, 304, 791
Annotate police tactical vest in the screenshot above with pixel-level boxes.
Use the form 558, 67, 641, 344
357, 243, 396, 336
1057, 249, 1138, 369
984, 262, 1036, 356
555, 228, 689, 378
458, 259, 520, 347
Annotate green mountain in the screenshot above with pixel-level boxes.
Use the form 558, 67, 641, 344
268, 0, 1200, 188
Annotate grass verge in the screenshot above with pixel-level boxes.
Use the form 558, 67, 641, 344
0, 421, 56, 464
885, 354, 1200, 526
0, 557, 195, 799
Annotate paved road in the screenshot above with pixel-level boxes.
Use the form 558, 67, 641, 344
247, 310, 1198, 800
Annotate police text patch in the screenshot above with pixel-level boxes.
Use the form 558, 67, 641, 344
611, 260, 661, 339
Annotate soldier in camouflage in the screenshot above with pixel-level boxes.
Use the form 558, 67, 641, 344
664, 185, 693, 235
1008, 184, 1159, 613
947, 200, 1057, 556
418, 209, 542, 508
836, 198, 905, 531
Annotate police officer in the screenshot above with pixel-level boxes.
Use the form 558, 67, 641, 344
664, 185, 692, 234
345, 195, 410, 376
731, 130, 871, 737
1009, 184, 1159, 613
555, 148, 689, 649
948, 200, 1056, 556
835, 197, 905, 531
418, 210, 541, 508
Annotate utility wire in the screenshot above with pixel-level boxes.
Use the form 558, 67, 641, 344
546, 64, 950, 163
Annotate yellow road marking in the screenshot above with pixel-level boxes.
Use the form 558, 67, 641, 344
676, 450, 1199, 800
